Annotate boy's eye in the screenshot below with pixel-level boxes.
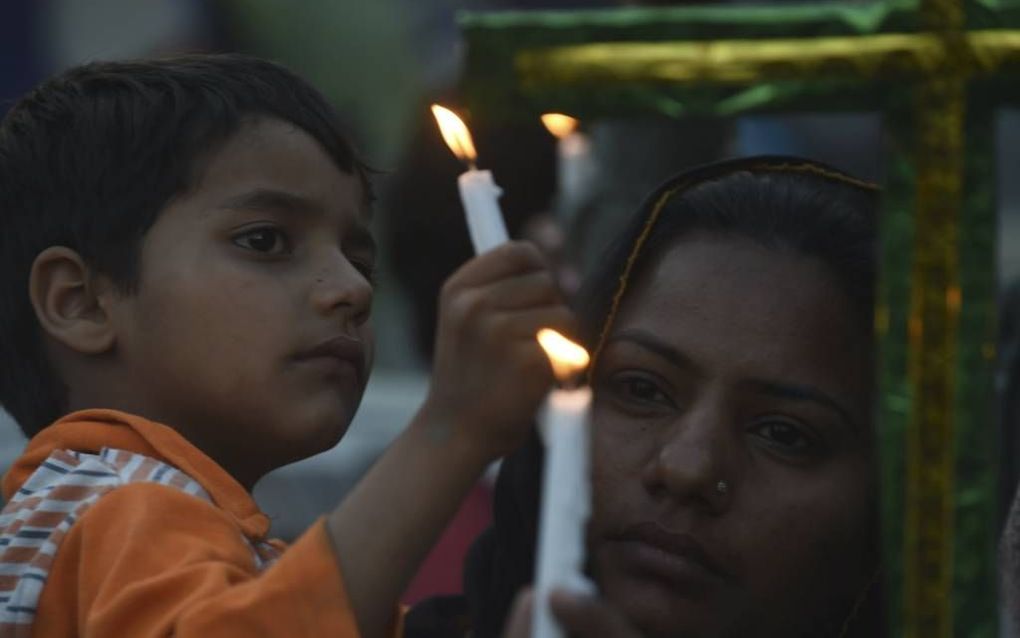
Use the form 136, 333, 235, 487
232, 227, 290, 255
749, 419, 820, 457
348, 257, 377, 284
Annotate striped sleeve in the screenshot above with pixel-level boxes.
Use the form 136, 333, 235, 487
33, 484, 367, 637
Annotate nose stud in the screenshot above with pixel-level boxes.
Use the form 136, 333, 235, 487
716, 480, 729, 495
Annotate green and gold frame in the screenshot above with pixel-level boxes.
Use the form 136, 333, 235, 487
458, 1, 1020, 635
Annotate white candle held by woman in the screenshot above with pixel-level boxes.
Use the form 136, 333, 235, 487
431, 104, 509, 254
532, 329, 595, 638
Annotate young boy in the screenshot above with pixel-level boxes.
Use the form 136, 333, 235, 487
0, 54, 572, 637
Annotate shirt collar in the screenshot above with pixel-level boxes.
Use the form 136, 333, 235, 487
3, 409, 271, 539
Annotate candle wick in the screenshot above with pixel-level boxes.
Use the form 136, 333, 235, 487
557, 372, 588, 391
467, 159, 478, 171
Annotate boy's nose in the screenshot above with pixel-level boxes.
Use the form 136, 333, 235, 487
309, 253, 373, 326
641, 408, 733, 514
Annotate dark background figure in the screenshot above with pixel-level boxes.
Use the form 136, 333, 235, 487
1004, 470, 1020, 636
0, 2, 45, 116
999, 282, 1020, 638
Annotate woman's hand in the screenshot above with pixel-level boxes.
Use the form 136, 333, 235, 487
503, 588, 644, 638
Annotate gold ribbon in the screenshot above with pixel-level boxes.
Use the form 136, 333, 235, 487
515, 30, 1020, 86
905, 74, 963, 638
904, 0, 965, 633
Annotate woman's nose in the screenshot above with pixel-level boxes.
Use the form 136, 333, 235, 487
309, 252, 373, 326
641, 408, 733, 514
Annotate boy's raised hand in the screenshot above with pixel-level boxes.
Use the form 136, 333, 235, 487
329, 240, 574, 638
423, 241, 576, 460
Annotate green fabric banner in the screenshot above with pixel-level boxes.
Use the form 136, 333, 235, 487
459, 1, 1013, 634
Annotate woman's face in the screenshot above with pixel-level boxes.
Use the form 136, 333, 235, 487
588, 233, 877, 638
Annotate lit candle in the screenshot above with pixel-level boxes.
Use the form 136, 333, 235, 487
532, 328, 595, 638
541, 113, 594, 217
431, 104, 509, 254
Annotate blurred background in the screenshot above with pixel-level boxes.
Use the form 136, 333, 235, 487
2, 0, 1019, 609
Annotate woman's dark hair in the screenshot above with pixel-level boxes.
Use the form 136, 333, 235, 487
458, 156, 881, 638
581, 157, 878, 352
0, 53, 371, 436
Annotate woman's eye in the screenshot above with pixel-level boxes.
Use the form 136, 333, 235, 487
609, 374, 673, 408
233, 227, 289, 255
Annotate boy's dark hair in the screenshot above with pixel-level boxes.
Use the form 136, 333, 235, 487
0, 53, 372, 436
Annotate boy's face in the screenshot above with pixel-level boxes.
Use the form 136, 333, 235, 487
107, 117, 375, 486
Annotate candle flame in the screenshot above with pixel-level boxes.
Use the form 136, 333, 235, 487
537, 328, 590, 382
431, 104, 478, 163
541, 113, 579, 140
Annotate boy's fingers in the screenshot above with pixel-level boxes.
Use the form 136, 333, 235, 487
549, 590, 643, 638
491, 306, 578, 341
502, 589, 535, 638
476, 270, 563, 311
443, 241, 547, 292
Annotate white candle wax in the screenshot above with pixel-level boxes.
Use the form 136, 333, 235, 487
557, 131, 592, 212
457, 169, 509, 254
532, 386, 594, 638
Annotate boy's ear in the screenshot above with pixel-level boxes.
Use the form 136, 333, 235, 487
29, 247, 117, 355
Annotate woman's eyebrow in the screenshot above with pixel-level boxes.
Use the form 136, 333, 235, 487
606, 330, 699, 374
608, 330, 859, 430
745, 379, 857, 430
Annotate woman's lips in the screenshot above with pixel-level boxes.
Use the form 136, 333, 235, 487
608, 522, 729, 592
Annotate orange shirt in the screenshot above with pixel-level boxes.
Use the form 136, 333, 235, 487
1, 409, 400, 637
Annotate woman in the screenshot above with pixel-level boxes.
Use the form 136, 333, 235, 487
409, 155, 885, 638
